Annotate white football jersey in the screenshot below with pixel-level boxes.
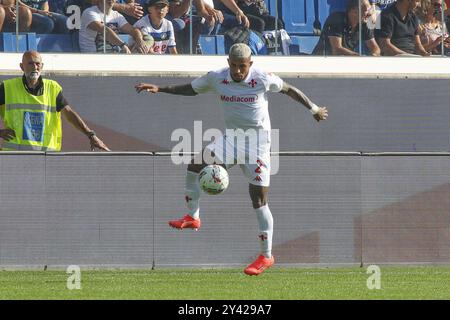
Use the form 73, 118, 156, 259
191, 67, 284, 131
79, 6, 128, 53
131, 16, 176, 54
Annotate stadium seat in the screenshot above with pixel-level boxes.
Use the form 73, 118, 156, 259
36, 34, 75, 52
282, 0, 316, 35
215, 35, 225, 55
0, 33, 37, 52
265, 1, 333, 36
289, 35, 319, 55
199, 35, 225, 55
199, 36, 216, 54
266, 0, 281, 17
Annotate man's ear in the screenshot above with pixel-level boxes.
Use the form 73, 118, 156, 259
20, 63, 24, 72
250, 61, 253, 67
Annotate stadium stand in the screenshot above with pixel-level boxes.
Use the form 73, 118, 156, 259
0, 1, 334, 55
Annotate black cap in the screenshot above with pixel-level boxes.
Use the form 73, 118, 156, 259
146, 0, 169, 7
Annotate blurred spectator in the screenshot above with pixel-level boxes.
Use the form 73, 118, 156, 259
376, 0, 430, 55
168, 0, 221, 53
236, 0, 284, 33
79, 0, 147, 53
367, 0, 397, 28
63, 0, 145, 27
417, 0, 449, 54
129, 0, 177, 54
112, 0, 143, 25
370, 0, 397, 10
312, 0, 380, 56
196, 0, 223, 35
213, 0, 251, 32
0, 0, 32, 32
19, 0, 69, 33
0, 6, 4, 31
437, 0, 450, 39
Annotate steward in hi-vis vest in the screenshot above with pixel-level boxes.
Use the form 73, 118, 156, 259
2, 77, 63, 151
0, 51, 110, 152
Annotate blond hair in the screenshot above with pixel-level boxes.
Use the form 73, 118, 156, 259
229, 43, 252, 59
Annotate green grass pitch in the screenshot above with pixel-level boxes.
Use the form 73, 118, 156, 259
0, 266, 449, 299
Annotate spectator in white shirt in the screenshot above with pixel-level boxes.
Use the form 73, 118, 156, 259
79, 0, 148, 53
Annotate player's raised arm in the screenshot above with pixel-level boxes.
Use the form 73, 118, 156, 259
280, 81, 328, 122
135, 83, 198, 96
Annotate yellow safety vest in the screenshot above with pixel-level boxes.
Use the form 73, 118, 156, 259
2, 77, 62, 151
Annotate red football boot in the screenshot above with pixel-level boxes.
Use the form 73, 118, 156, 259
244, 255, 275, 276
168, 214, 201, 231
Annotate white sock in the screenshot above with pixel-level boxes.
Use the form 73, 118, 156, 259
254, 204, 273, 259
185, 170, 200, 219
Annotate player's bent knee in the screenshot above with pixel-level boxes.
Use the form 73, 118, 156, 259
251, 195, 268, 209
252, 200, 267, 209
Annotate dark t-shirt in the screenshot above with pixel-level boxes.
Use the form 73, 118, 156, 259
312, 11, 374, 55
376, 4, 419, 54
21, 0, 48, 10
0, 76, 68, 112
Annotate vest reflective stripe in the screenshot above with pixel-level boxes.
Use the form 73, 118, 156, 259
6, 104, 57, 113
2, 77, 63, 151
1, 142, 57, 151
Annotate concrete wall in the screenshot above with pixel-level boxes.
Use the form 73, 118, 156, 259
1, 152, 449, 267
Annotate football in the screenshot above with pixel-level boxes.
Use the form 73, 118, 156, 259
198, 165, 229, 195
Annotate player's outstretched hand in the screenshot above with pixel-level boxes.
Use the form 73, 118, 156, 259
313, 107, 328, 122
135, 83, 159, 94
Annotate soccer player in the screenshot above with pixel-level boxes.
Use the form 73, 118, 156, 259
135, 43, 328, 275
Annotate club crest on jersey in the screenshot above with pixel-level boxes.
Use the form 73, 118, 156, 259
222, 79, 230, 85
248, 79, 257, 88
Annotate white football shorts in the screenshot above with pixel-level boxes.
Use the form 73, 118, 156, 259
204, 130, 271, 187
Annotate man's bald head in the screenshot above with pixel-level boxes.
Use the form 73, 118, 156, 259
20, 51, 43, 85
22, 51, 42, 64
